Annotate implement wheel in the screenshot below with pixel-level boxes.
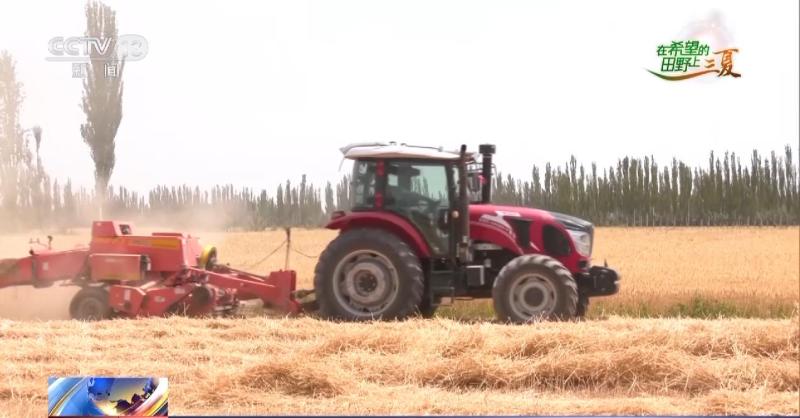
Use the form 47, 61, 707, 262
492, 254, 578, 323
314, 228, 424, 321
69, 287, 114, 321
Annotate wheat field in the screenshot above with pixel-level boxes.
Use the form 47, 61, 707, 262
0, 227, 798, 416
0, 316, 798, 416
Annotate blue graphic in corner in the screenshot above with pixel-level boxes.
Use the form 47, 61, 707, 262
48, 376, 168, 416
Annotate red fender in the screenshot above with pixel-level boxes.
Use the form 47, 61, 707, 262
325, 212, 432, 258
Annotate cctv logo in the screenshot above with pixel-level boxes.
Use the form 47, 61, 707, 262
46, 34, 148, 62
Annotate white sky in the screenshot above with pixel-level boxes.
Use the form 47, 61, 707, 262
0, 0, 798, 195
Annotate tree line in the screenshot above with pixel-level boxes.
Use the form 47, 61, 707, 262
490, 147, 798, 226
0, 146, 796, 232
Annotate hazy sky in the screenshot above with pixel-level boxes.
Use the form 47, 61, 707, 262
0, 0, 797, 195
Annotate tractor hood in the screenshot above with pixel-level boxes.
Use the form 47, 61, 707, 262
468, 204, 595, 261
469, 204, 553, 222
546, 210, 594, 232
469, 204, 592, 230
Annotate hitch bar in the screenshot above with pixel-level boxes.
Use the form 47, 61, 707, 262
292, 289, 319, 312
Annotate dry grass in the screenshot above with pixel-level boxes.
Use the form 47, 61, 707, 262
0, 316, 797, 416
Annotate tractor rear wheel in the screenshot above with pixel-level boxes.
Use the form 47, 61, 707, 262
314, 228, 424, 321
70, 287, 114, 321
492, 254, 578, 323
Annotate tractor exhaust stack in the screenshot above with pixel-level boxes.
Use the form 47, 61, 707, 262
457, 145, 470, 263
479, 144, 496, 204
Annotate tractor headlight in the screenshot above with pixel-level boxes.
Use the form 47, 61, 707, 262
567, 230, 591, 257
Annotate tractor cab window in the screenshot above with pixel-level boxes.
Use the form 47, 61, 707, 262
351, 160, 376, 210
385, 161, 451, 255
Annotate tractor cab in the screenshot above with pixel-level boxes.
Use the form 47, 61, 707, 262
344, 143, 470, 257
318, 142, 619, 323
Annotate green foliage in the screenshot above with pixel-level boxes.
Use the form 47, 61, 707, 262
489, 148, 799, 226
0, 51, 51, 231
80, 0, 125, 213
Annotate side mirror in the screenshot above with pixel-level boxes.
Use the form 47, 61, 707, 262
467, 173, 482, 193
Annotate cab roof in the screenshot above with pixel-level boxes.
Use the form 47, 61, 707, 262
340, 142, 476, 161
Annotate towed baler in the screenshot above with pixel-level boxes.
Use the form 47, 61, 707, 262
0, 220, 303, 320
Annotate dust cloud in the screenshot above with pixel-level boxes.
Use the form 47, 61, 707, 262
0, 285, 78, 320
0, 230, 88, 320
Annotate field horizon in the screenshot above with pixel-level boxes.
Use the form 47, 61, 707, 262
2, 226, 796, 320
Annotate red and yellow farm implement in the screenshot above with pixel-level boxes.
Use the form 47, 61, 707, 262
0, 220, 302, 319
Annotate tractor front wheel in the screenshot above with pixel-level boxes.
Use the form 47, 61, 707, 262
314, 228, 424, 321
69, 287, 114, 321
492, 255, 578, 323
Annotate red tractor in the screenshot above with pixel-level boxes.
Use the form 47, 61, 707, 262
313, 143, 619, 323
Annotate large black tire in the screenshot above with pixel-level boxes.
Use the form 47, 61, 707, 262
492, 254, 578, 323
314, 228, 424, 321
69, 287, 114, 320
